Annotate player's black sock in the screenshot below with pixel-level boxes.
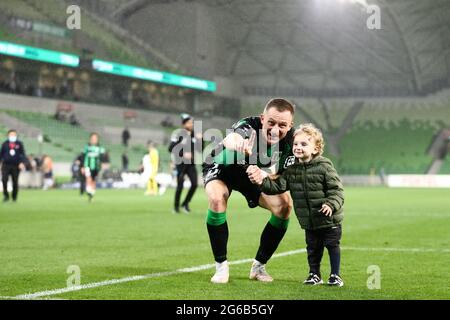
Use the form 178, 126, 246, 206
255, 214, 289, 264
206, 209, 228, 263
328, 246, 341, 275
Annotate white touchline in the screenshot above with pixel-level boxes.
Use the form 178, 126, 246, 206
342, 247, 450, 253
8, 246, 450, 300
0, 296, 67, 300
14, 249, 307, 300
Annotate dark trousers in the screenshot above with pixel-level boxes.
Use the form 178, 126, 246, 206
2, 164, 20, 201
305, 225, 342, 276
174, 164, 198, 209
79, 173, 86, 195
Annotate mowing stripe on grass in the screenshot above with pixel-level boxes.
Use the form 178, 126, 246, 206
14, 248, 307, 300
11, 246, 450, 300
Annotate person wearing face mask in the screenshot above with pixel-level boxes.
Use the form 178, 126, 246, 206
1, 129, 27, 202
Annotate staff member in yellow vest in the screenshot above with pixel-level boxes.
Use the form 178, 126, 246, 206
142, 141, 159, 196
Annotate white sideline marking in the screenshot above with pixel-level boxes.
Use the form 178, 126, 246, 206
14, 248, 307, 300
343, 246, 450, 253
0, 295, 67, 300
9, 246, 450, 300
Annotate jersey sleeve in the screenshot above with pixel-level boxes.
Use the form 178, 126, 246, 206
231, 117, 258, 139
83, 145, 89, 168
168, 130, 183, 153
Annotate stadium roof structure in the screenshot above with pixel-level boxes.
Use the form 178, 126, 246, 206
203, 0, 450, 96
83, 0, 450, 97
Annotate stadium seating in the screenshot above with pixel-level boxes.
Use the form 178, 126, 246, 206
3, 93, 449, 175
1, 110, 172, 173
242, 96, 450, 174
0, 0, 153, 68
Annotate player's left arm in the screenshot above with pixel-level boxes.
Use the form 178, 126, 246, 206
18, 141, 27, 170
323, 163, 345, 214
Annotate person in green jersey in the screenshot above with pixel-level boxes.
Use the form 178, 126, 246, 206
202, 98, 296, 284
81, 132, 105, 201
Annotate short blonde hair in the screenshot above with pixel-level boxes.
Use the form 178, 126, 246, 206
264, 98, 296, 115
293, 123, 324, 157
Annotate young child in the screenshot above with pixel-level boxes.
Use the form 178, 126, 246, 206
246, 123, 345, 286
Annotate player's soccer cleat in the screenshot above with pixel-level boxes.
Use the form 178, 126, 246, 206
211, 261, 229, 284
3, 196, 9, 203
327, 274, 344, 287
182, 204, 190, 214
303, 273, 323, 285
249, 260, 273, 282
173, 207, 180, 214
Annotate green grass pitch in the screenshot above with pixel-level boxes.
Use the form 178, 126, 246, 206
0, 187, 449, 300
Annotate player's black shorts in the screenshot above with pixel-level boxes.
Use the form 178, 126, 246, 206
86, 168, 99, 180
202, 163, 261, 208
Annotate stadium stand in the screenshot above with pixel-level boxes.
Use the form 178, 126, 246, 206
0, 0, 155, 68
0, 91, 235, 175
0, 109, 171, 172
241, 91, 450, 175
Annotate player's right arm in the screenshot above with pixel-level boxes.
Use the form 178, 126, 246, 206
0, 142, 5, 164
168, 131, 183, 153
212, 130, 255, 166
223, 131, 256, 155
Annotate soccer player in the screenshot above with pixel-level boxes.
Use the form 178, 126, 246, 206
1, 129, 26, 202
168, 114, 202, 214
247, 123, 345, 287
142, 141, 159, 195
203, 98, 296, 283
81, 133, 105, 201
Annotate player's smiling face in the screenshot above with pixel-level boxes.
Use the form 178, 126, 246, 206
293, 133, 318, 162
260, 108, 293, 145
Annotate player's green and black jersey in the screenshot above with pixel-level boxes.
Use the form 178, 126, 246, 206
83, 144, 105, 171
205, 116, 295, 174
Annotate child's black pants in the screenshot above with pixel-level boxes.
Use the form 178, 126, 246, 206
305, 224, 342, 276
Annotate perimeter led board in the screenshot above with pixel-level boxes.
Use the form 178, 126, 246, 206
92, 59, 216, 92
0, 41, 79, 67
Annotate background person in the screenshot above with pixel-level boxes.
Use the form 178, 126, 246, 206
1, 129, 27, 202
142, 141, 159, 195
168, 114, 202, 214
81, 133, 105, 202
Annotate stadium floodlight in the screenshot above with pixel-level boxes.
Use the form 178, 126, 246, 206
341, 0, 369, 8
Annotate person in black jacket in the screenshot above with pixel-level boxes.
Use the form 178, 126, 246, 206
168, 114, 202, 214
1, 129, 27, 202
247, 123, 345, 287
122, 127, 131, 147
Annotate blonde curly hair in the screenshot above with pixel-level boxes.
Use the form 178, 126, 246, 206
293, 123, 324, 157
